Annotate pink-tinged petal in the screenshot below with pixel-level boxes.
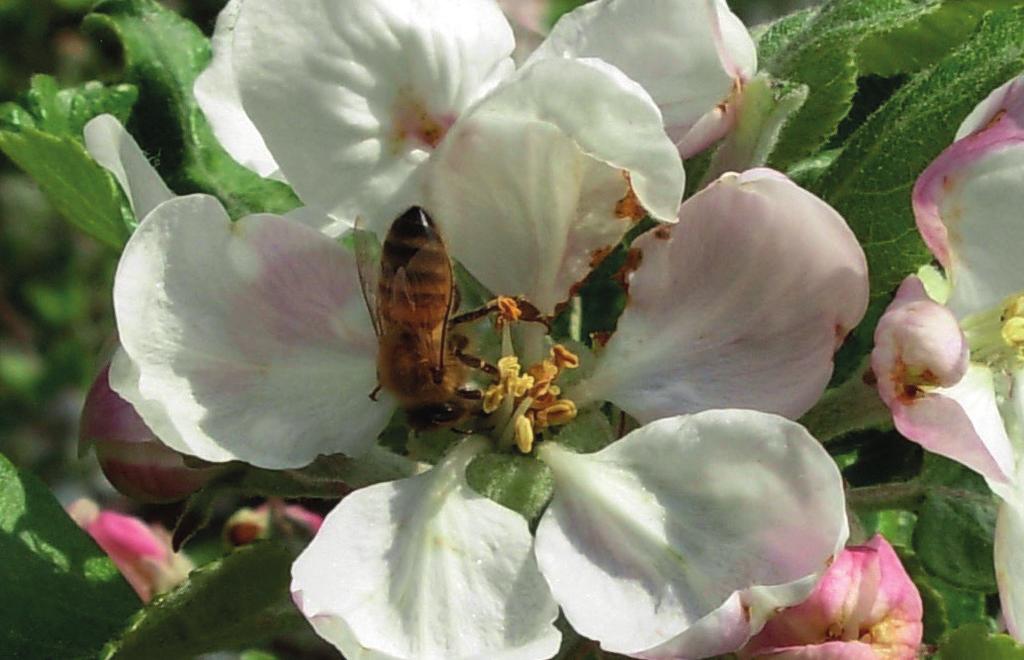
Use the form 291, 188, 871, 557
193, 0, 282, 181
233, 0, 515, 233
292, 439, 561, 660
912, 103, 1024, 318
112, 194, 391, 469
282, 504, 324, 534
872, 283, 1015, 483
871, 276, 1015, 483
573, 169, 868, 422
872, 276, 969, 409
957, 75, 1024, 140
529, 0, 755, 156
534, 410, 848, 655
81, 358, 219, 502
67, 499, 192, 602
747, 642, 879, 659
83, 114, 174, 220
996, 495, 1024, 641
425, 57, 683, 315
741, 535, 922, 659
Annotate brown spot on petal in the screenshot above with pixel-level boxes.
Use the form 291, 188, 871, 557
591, 331, 613, 348
589, 245, 614, 269
614, 247, 643, 290
653, 226, 672, 240
983, 109, 1008, 133
615, 172, 646, 222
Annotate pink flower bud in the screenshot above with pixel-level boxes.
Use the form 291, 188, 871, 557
67, 498, 193, 602
80, 363, 219, 502
739, 535, 923, 659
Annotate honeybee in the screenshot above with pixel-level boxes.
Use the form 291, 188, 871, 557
355, 206, 479, 430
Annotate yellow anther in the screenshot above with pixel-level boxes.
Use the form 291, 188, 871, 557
482, 384, 505, 414
496, 296, 523, 327
1003, 317, 1024, 347
514, 414, 535, 453
537, 399, 577, 428
528, 359, 559, 384
1003, 294, 1024, 321
497, 355, 522, 380
551, 344, 580, 370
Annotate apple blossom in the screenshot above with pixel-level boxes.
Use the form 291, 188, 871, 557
195, 0, 755, 232
224, 501, 324, 547
99, 1, 868, 655
739, 535, 923, 659
871, 74, 1024, 639
67, 498, 193, 603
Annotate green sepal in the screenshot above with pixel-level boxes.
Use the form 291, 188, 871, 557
466, 452, 555, 523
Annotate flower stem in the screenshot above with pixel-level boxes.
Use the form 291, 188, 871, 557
799, 358, 892, 444
846, 481, 927, 512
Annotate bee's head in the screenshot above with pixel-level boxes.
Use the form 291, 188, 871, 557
406, 401, 468, 431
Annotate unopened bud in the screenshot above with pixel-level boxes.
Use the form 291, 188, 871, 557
81, 362, 220, 502
67, 498, 192, 602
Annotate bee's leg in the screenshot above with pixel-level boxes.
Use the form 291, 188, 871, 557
368, 383, 382, 401
449, 302, 500, 327
452, 338, 499, 376
456, 387, 483, 400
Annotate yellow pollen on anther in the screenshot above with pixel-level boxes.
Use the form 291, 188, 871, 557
1003, 317, 1024, 347
482, 385, 505, 414
484, 356, 535, 414
551, 344, 580, 370
536, 399, 578, 428
496, 296, 523, 327
514, 415, 535, 453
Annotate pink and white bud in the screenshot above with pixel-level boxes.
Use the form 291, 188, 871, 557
739, 535, 923, 659
67, 498, 193, 602
872, 276, 968, 409
80, 362, 219, 503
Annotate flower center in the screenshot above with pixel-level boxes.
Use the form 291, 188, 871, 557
963, 292, 1024, 368
480, 305, 580, 453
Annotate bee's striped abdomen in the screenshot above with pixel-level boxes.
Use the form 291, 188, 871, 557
378, 206, 453, 327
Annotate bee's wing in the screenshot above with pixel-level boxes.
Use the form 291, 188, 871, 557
390, 248, 455, 376
351, 220, 383, 337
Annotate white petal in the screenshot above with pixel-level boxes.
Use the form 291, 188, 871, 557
529, 0, 755, 150
534, 409, 848, 655
292, 439, 561, 660
573, 169, 868, 422
193, 0, 282, 180
112, 194, 389, 468
425, 57, 684, 315
233, 0, 515, 232
997, 493, 1024, 641
83, 114, 174, 220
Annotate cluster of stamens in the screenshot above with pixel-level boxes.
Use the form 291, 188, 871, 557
482, 345, 580, 454
964, 292, 1024, 366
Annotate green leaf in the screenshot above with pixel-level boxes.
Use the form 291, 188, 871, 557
898, 548, 949, 644
84, 0, 299, 218
0, 453, 140, 658
466, 452, 554, 523
0, 75, 139, 248
813, 8, 1024, 382
1, 74, 137, 136
858, 0, 1024, 76
758, 0, 923, 168
913, 491, 998, 592
937, 623, 1024, 659
0, 125, 133, 248
103, 542, 304, 660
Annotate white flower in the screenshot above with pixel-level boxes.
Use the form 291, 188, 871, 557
194, 0, 756, 232
871, 74, 1024, 640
